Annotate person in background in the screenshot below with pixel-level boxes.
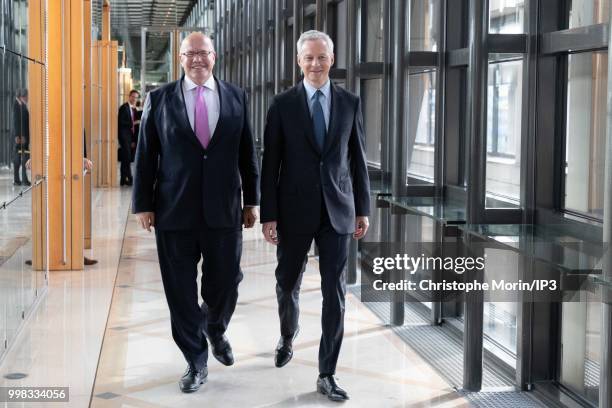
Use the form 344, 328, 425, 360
118, 89, 140, 186
13, 89, 30, 186
131, 100, 142, 161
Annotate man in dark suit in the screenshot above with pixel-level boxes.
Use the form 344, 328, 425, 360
261, 30, 370, 402
132, 32, 259, 393
118, 89, 139, 185
13, 89, 30, 186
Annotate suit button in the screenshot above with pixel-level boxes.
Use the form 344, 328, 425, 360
203, 155, 208, 159
320, 162, 323, 166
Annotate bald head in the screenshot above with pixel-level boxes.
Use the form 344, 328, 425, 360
180, 32, 214, 54
180, 32, 216, 85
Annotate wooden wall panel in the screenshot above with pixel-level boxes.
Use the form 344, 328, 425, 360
91, 43, 102, 187
28, 0, 46, 271
48, 0, 84, 270
94, 40, 119, 188
84, 0, 92, 249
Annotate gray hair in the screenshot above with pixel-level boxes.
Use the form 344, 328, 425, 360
297, 30, 334, 55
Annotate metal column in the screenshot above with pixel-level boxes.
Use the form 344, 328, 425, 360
274, 0, 282, 93
292, 0, 303, 85
389, 0, 407, 326
345, 0, 359, 285
315, 0, 327, 32
463, 0, 489, 392
599, 4, 612, 406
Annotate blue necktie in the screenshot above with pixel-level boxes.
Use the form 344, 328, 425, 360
312, 90, 326, 150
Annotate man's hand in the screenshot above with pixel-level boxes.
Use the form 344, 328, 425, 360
262, 221, 279, 245
243, 207, 259, 228
83, 158, 93, 172
135, 212, 155, 232
353, 216, 369, 240
130, 142, 136, 149
15, 136, 20, 144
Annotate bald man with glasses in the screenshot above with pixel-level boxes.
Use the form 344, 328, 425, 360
132, 32, 259, 393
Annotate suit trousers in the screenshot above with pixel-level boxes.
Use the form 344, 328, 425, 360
13, 145, 29, 183
275, 202, 351, 375
155, 226, 243, 371
119, 134, 132, 182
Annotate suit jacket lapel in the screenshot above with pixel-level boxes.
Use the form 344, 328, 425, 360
174, 77, 204, 150
296, 82, 322, 155
205, 77, 226, 152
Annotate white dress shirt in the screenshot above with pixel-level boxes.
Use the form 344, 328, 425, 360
183, 74, 220, 138
303, 79, 331, 130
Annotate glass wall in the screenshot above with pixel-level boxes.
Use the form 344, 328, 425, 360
406, 71, 436, 182
568, 0, 609, 28
489, 0, 525, 33
485, 57, 523, 207
362, 79, 383, 166
408, 0, 440, 51
564, 51, 608, 219
561, 293, 601, 405
193, 0, 612, 405
0, 0, 48, 361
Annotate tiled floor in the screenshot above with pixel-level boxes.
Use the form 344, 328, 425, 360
1, 184, 469, 407
89, 208, 469, 407
0, 185, 133, 408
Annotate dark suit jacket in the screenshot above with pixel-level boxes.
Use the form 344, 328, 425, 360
260, 81, 370, 235
132, 76, 260, 230
118, 102, 134, 162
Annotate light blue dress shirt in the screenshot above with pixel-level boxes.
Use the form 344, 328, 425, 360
303, 79, 331, 131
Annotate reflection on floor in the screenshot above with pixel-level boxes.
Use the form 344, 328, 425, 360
0, 185, 472, 407
90, 210, 468, 407
0, 167, 41, 367
0, 186, 133, 408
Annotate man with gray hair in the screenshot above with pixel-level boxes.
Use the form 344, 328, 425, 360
132, 32, 260, 393
261, 30, 370, 402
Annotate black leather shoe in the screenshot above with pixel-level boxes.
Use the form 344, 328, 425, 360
317, 375, 349, 402
23, 180, 31, 186
179, 366, 207, 393
84, 257, 98, 266
210, 335, 234, 366
274, 327, 299, 368
13, 181, 21, 186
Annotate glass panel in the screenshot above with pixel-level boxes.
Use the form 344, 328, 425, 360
408, 0, 440, 51
483, 249, 518, 355
564, 51, 608, 219
406, 71, 436, 182
333, 0, 347, 69
489, 0, 526, 33
0, 0, 46, 363
560, 296, 601, 405
569, 0, 609, 28
361, 79, 382, 166
363, 0, 384, 62
485, 58, 523, 207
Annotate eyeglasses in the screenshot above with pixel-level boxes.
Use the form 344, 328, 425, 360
181, 50, 215, 59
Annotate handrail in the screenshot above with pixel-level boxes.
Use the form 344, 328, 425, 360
0, 178, 45, 211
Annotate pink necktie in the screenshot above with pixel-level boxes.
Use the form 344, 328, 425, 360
194, 86, 210, 149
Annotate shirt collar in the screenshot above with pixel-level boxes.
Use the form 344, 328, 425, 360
183, 74, 217, 93
303, 79, 331, 101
